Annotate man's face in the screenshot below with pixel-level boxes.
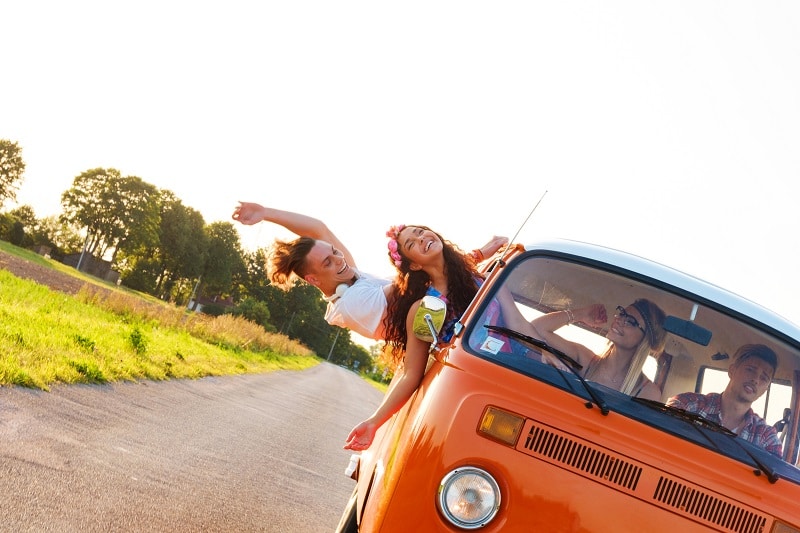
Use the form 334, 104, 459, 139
728, 356, 774, 404
303, 240, 355, 292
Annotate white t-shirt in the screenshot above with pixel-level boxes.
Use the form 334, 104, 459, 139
324, 270, 392, 340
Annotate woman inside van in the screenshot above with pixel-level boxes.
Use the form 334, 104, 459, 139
531, 299, 667, 400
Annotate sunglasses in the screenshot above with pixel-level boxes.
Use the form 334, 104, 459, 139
615, 306, 646, 334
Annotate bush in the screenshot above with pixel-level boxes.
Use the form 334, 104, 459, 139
9, 221, 25, 246
200, 303, 227, 317
231, 297, 271, 329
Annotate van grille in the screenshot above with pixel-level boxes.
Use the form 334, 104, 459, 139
519, 421, 769, 533
523, 422, 642, 490
654, 477, 767, 533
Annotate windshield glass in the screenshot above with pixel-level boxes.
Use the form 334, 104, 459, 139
465, 251, 800, 469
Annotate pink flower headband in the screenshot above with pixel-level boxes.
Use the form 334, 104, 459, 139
386, 224, 406, 267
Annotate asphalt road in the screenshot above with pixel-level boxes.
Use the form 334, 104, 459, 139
0, 363, 383, 532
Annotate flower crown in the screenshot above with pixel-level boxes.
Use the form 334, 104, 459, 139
386, 224, 406, 267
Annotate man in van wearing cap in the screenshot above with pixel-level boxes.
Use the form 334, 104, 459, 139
667, 343, 783, 458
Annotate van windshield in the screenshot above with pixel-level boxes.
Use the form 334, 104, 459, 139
465, 252, 800, 473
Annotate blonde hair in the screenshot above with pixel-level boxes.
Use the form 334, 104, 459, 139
619, 298, 666, 395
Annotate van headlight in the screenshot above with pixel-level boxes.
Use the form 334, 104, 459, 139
437, 467, 501, 529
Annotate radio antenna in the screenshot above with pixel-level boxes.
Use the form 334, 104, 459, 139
497, 189, 548, 263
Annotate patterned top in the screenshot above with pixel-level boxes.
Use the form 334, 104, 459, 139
666, 392, 783, 458
425, 276, 482, 343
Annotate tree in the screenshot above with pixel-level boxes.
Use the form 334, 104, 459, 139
60, 168, 160, 265
155, 192, 207, 296
230, 297, 273, 331
111, 175, 161, 262
8, 205, 37, 228
30, 215, 85, 259
0, 205, 37, 246
197, 221, 246, 301
235, 247, 272, 301
0, 139, 25, 206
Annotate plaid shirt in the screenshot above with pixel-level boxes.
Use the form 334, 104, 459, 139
666, 392, 783, 458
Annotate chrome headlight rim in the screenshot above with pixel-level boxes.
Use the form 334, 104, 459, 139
437, 466, 501, 530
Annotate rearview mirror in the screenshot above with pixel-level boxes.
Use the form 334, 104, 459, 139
663, 315, 712, 346
412, 295, 447, 343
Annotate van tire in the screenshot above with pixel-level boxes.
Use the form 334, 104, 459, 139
335, 486, 359, 533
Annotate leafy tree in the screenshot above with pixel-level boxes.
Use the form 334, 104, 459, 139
118, 191, 209, 300
112, 176, 161, 261
0, 139, 25, 206
119, 256, 161, 293
196, 221, 246, 301
60, 168, 160, 265
230, 297, 274, 331
155, 192, 207, 297
30, 215, 85, 259
0, 205, 37, 247
235, 248, 272, 301
8, 205, 36, 228
9, 220, 25, 246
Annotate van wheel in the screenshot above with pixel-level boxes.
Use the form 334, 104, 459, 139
334, 486, 359, 533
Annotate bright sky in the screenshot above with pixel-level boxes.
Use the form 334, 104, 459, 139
3, 2, 799, 335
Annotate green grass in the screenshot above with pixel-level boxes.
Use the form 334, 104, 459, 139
0, 249, 320, 390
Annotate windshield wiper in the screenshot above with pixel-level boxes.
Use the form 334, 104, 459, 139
484, 325, 609, 415
632, 398, 780, 483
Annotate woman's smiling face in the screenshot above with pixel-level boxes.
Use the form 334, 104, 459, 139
606, 304, 646, 349
397, 226, 443, 266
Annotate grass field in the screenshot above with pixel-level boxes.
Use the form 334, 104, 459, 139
0, 242, 320, 390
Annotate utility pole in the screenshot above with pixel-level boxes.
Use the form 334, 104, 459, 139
76, 229, 91, 272
187, 276, 202, 311
327, 329, 340, 361
282, 312, 296, 335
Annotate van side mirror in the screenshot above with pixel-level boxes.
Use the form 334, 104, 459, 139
412, 295, 447, 344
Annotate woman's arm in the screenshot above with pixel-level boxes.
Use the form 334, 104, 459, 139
476, 236, 509, 261
531, 304, 608, 369
343, 302, 430, 451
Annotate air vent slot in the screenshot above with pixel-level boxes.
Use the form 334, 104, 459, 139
653, 477, 767, 533
523, 422, 642, 491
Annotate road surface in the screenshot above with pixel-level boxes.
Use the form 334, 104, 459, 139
0, 363, 383, 532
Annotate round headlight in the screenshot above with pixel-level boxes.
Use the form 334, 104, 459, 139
437, 467, 501, 529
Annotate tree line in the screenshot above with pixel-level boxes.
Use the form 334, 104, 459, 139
0, 138, 382, 375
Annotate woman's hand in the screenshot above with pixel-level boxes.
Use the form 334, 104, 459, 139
574, 304, 608, 327
480, 236, 510, 259
344, 419, 379, 451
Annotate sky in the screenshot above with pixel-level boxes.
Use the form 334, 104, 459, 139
2, 2, 799, 339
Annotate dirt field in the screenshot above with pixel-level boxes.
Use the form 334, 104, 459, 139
0, 249, 100, 295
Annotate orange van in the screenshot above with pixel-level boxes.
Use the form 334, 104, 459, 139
337, 239, 800, 532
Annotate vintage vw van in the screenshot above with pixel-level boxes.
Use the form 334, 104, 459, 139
337, 239, 800, 532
